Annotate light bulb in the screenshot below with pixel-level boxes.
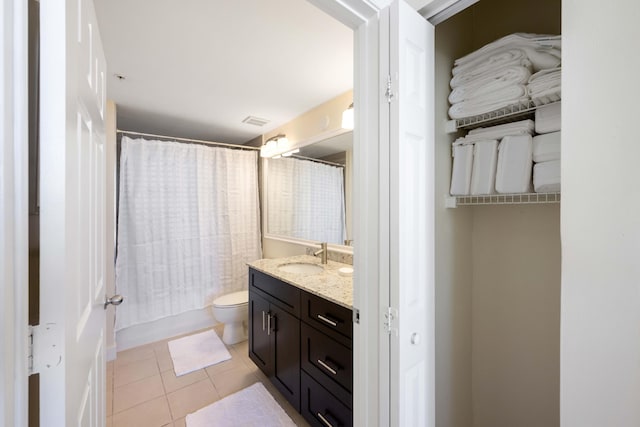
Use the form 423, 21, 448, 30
342, 106, 354, 130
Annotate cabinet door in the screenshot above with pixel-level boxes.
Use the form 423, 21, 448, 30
270, 303, 301, 411
249, 292, 271, 373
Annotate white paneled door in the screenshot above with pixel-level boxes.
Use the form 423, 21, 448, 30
383, 1, 435, 426
39, 0, 108, 425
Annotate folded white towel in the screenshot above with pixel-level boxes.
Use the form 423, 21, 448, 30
454, 33, 562, 73
470, 140, 498, 195
535, 102, 561, 133
457, 120, 535, 145
454, 45, 561, 75
468, 119, 535, 137
533, 131, 561, 162
495, 134, 533, 194
449, 66, 532, 104
449, 94, 529, 120
528, 67, 562, 102
450, 142, 474, 196
533, 160, 561, 192
450, 50, 532, 88
528, 67, 561, 88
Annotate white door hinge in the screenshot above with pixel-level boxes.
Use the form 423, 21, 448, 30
384, 307, 398, 336
28, 323, 62, 376
385, 75, 395, 104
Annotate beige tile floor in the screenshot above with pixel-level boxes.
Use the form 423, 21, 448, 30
106, 326, 310, 427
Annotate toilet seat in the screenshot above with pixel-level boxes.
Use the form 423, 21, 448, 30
212, 290, 248, 308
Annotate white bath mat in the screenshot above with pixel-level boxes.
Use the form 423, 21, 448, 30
186, 382, 296, 427
168, 330, 232, 376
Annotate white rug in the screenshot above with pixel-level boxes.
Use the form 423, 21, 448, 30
167, 330, 232, 376
186, 382, 296, 427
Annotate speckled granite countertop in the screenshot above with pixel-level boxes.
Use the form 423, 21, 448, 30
247, 255, 353, 309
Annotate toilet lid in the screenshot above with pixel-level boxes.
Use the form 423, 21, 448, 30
213, 290, 248, 307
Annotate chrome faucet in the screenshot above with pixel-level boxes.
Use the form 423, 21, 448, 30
313, 242, 328, 264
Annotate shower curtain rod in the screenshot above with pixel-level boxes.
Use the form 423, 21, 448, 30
290, 154, 345, 167
117, 129, 260, 151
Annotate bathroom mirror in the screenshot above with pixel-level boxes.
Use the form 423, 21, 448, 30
263, 129, 353, 246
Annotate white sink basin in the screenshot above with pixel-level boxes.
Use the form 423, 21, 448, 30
278, 262, 324, 275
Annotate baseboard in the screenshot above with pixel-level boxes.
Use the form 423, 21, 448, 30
115, 307, 218, 352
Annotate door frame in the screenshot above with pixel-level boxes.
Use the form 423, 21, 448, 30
1, 0, 29, 426
305, 1, 388, 425
3, 0, 399, 425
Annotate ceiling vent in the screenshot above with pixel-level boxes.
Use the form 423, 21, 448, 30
242, 116, 270, 127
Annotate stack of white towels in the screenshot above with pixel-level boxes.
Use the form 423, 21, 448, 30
449, 33, 561, 120
450, 113, 562, 196
450, 119, 536, 195
532, 103, 561, 192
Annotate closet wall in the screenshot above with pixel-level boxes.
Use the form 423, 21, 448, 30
434, 1, 561, 426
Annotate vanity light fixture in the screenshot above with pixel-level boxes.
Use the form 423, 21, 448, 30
341, 102, 354, 130
260, 134, 289, 158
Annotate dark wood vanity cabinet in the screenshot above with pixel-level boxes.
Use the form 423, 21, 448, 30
248, 269, 301, 411
248, 267, 354, 426
300, 291, 353, 427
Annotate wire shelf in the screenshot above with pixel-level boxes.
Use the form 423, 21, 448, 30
454, 100, 537, 130
453, 98, 561, 131
449, 192, 560, 207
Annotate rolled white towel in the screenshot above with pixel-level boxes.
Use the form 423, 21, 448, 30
450, 49, 531, 88
449, 66, 531, 104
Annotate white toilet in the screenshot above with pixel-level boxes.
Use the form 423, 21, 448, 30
211, 290, 249, 345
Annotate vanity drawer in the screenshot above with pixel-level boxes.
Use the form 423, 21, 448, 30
249, 268, 300, 316
301, 370, 352, 427
302, 291, 352, 343
301, 323, 352, 401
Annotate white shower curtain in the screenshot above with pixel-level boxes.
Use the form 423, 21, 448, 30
115, 137, 262, 330
267, 157, 346, 244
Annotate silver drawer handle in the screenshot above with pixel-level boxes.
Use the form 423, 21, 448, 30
317, 412, 335, 427
317, 359, 338, 375
267, 313, 272, 336
262, 311, 266, 331
317, 314, 338, 327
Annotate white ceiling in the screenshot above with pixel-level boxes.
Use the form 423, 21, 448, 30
93, 0, 353, 145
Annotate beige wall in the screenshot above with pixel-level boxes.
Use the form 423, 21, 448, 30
263, 90, 353, 148
471, 205, 560, 427
434, 8, 474, 427
468, 0, 561, 50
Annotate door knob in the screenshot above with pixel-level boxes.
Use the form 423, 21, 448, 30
104, 294, 124, 309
